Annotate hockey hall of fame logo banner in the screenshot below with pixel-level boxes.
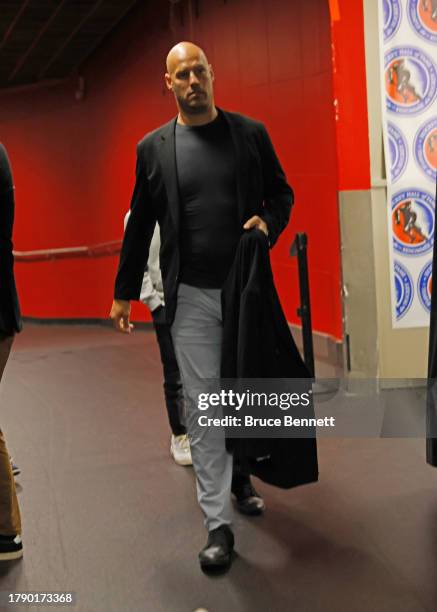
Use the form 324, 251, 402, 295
380, 0, 437, 328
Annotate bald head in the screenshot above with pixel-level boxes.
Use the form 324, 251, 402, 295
166, 42, 208, 74
164, 41, 216, 123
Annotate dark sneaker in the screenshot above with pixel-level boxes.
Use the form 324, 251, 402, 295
10, 457, 20, 477
232, 476, 265, 516
0, 534, 23, 561
199, 525, 234, 573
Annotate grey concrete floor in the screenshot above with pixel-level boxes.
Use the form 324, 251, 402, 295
0, 324, 436, 612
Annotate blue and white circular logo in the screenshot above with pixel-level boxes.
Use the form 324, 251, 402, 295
418, 260, 433, 313
394, 261, 414, 320
407, 0, 437, 45
384, 0, 402, 41
385, 47, 437, 115
388, 122, 408, 182
413, 116, 437, 182
391, 188, 435, 256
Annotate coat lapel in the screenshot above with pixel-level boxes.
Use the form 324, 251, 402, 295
157, 117, 180, 231
222, 109, 249, 224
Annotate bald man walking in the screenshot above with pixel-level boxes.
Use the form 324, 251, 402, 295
111, 42, 293, 572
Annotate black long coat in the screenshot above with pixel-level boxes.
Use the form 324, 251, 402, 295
0, 143, 21, 335
221, 229, 319, 488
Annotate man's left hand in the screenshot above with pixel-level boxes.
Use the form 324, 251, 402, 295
243, 215, 268, 236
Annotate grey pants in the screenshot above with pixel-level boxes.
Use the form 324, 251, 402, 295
171, 283, 233, 531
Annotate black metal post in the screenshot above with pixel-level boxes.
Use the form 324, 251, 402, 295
290, 233, 315, 377
426, 176, 437, 465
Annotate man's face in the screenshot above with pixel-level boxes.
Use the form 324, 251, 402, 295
165, 53, 214, 115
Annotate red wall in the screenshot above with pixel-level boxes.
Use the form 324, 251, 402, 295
330, 0, 371, 191
0, 0, 352, 339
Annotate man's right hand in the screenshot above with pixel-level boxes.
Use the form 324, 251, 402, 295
110, 299, 133, 333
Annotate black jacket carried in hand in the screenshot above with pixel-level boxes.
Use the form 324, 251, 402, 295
0, 143, 21, 335
114, 108, 293, 325
221, 229, 318, 488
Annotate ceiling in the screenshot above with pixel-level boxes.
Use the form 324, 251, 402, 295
0, 0, 141, 90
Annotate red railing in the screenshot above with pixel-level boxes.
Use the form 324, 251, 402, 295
13, 240, 122, 262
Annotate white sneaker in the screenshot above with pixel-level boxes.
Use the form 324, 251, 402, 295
170, 434, 192, 466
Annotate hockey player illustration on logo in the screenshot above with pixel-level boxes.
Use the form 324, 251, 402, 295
391, 189, 435, 256
387, 59, 422, 104
420, 0, 437, 24
385, 47, 437, 115
394, 200, 427, 243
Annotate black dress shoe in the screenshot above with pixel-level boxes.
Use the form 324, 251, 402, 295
199, 525, 234, 572
231, 476, 266, 516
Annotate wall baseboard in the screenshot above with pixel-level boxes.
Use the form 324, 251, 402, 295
21, 317, 345, 372
21, 316, 153, 330
290, 324, 344, 375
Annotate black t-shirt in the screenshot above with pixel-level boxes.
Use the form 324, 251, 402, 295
175, 112, 241, 289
